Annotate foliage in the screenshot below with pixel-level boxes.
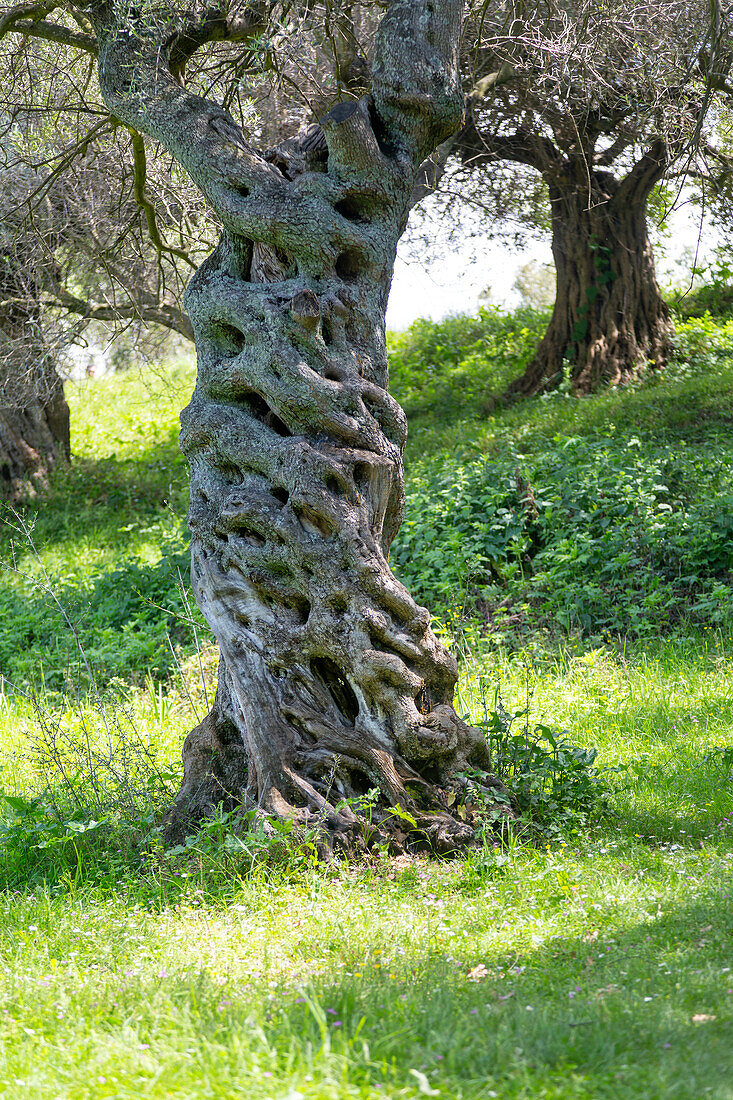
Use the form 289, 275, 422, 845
391, 431, 733, 640
389, 309, 733, 643
387, 306, 549, 422
512, 260, 555, 311
668, 253, 733, 320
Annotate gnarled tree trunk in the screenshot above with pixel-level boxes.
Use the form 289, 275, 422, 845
0, 249, 70, 498
0, 375, 70, 499
93, 0, 504, 852
506, 146, 673, 398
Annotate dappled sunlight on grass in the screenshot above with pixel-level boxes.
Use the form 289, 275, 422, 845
0, 636, 729, 1095
2, 359, 195, 584
66, 357, 195, 463
0, 842, 729, 1098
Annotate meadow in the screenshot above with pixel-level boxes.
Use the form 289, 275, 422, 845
0, 306, 730, 1098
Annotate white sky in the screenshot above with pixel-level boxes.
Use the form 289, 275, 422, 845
386, 238, 551, 330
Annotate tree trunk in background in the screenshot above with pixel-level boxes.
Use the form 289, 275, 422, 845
506, 147, 673, 398
0, 372, 70, 499
0, 248, 70, 498
94, 0, 505, 852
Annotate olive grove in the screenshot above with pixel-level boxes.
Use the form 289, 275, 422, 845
0, 31, 205, 497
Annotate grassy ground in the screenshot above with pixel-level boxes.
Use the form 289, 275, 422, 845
0, 317, 731, 1098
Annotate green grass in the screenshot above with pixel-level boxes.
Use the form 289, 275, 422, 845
0, 310, 732, 1096
0, 842, 729, 1099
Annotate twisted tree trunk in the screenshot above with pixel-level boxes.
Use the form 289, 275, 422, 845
507, 148, 673, 397
93, 0, 503, 852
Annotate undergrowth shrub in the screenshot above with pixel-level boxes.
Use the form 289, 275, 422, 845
460, 688, 615, 840
668, 259, 733, 320
0, 690, 323, 893
391, 432, 733, 640
388, 306, 549, 421
668, 315, 733, 378
0, 696, 180, 890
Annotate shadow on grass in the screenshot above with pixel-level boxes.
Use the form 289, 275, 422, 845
1, 442, 189, 559
6, 876, 727, 1099
240, 886, 731, 1099
0, 541, 202, 691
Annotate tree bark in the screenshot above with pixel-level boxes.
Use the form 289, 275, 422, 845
92, 1, 505, 852
0, 373, 70, 499
0, 248, 70, 499
506, 148, 673, 397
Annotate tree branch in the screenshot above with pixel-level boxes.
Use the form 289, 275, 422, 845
129, 129, 197, 268
166, 1, 269, 82
594, 133, 634, 167
455, 122, 562, 174
616, 138, 669, 203
9, 17, 97, 52
50, 288, 193, 341
0, 0, 57, 38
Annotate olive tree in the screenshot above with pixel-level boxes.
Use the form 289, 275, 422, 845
0, 236, 70, 496
0, 28, 209, 497
1, 0, 502, 850
449, 0, 728, 395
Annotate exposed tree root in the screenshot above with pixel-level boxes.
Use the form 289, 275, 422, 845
163, 673, 513, 857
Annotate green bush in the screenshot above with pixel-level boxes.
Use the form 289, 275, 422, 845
391, 431, 733, 639
463, 688, 614, 838
668, 261, 733, 320
388, 306, 549, 422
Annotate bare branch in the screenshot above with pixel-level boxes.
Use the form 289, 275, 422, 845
50, 287, 193, 340
10, 18, 97, 52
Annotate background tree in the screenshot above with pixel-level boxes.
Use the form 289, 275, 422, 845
1, 0, 503, 850
446, 0, 728, 395
0, 35, 207, 497
512, 259, 555, 311
0, 236, 70, 496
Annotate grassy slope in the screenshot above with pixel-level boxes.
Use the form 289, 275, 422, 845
0, 316, 731, 1098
